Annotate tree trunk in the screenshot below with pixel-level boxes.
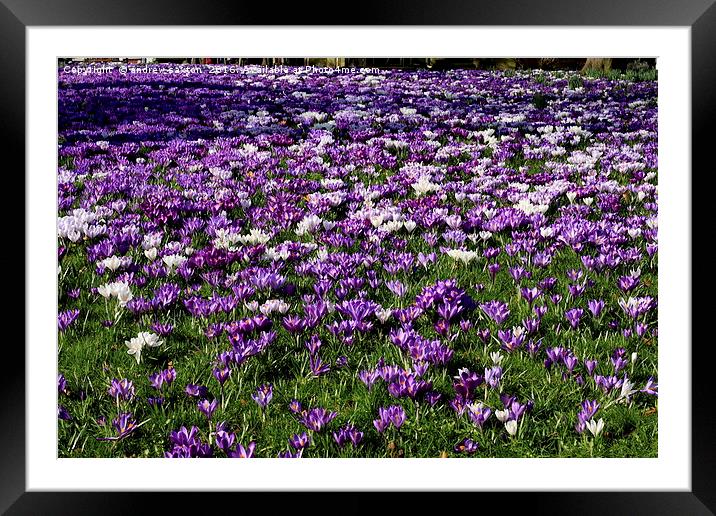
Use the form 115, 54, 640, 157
581, 58, 612, 73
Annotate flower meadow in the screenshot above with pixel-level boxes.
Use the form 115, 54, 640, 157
57, 64, 658, 458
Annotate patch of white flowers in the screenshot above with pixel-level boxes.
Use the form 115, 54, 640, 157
235, 228, 271, 245
125, 331, 164, 364
446, 249, 479, 265
411, 176, 441, 197
295, 214, 323, 236
98, 281, 133, 307
57, 208, 107, 242
99, 255, 132, 272
259, 299, 290, 316
162, 254, 187, 274
514, 198, 550, 216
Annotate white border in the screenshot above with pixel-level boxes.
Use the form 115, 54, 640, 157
27, 27, 691, 491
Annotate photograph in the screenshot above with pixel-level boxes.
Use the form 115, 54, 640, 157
55, 56, 660, 459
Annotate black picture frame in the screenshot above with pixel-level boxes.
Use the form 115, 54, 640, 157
4, 1, 712, 513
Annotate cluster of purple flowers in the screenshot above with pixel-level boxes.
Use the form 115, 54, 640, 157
373, 405, 407, 433
58, 309, 80, 332
164, 426, 212, 458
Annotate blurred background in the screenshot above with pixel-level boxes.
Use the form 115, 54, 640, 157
59, 57, 656, 74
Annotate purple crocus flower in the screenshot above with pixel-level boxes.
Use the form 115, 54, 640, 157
197, 398, 218, 420
305, 335, 322, 356
309, 354, 331, 377
58, 405, 72, 421
162, 368, 177, 386
282, 315, 306, 333
108, 378, 135, 401
642, 377, 658, 396
565, 308, 584, 329
359, 369, 379, 390
150, 321, 174, 336
251, 383, 274, 409
58, 374, 68, 395
374, 405, 406, 433
347, 426, 364, 447
288, 399, 303, 414
564, 354, 579, 373
147, 396, 164, 407
480, 300, 510, 325
467, 403, 492, 428
484, 366, 502, 389
424, 391, 442, 406
300, 407, 338, 432
278, 449, 303, 458
587, 299, 605, 317
520, 287, 541, 305
454, 438, 479, 454
149, 372, 165, 390
228, 441, 256, 458
575, 399, 600, 434
165, 425, 213, 458
215, 427, 236, 452
98, 412, 140, 441
185, 383, 208, 398
213, 366, 231, 386
584, 359, 598, 376
58, 309, 81, 332
289, 432, 312, 450
333, 425, 364, 448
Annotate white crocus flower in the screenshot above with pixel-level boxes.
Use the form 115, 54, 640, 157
490, 352, 503, 365
101, 255, 122, 271
67, 229, 82, 242
97, 284, 113, 299
144, 248, 158, 261
236, 228, 271, 245
445, 215, 462, 230
586, 418, 605, 437
375, 308, 393, 324
505, 419, 518, 436
162, 254, 187, 273
98, 281, 133, 307
138, 331, 163, 348
115, 284, 133, 307
496, 409, 510, 423
566, 191, 577, 204
403, 220, 417, 233
125, 332, 163, 365
411, 176, 440, 197
627, 228, 641, 239
380, 220, 403, 233
446, 249, 478, 265
369, 215, 384, 228
618, 379, 638, 402
125, 337, 143, 364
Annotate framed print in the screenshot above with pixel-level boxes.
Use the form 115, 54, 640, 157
5, 0, 713, 513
